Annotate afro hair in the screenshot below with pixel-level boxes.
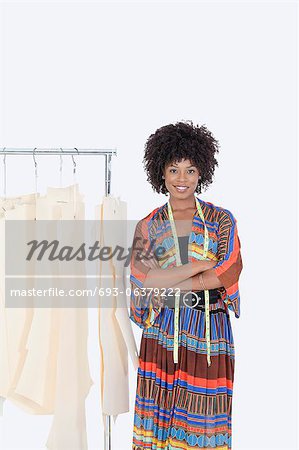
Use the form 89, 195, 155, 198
143, 120, 220, 194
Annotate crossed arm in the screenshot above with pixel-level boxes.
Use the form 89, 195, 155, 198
143, 260, 223, 292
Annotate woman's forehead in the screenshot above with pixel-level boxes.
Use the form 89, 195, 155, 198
166, 158, 196, 167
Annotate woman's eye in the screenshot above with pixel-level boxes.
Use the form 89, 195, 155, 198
169, 169, 195, 174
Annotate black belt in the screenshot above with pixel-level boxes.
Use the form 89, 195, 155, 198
164, 288, 221, 310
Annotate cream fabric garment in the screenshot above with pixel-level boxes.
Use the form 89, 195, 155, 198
95, 195, 139, 428
0, 185, 93, 450
0, 193, 38, 413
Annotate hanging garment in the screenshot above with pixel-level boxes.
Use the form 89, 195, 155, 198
0, 185, 93, 450
43, 185, 92, 450
95, 195, 139, 428
0, 193, 39, 413
130, 194, 243, 450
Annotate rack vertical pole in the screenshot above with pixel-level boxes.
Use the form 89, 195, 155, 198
104, 153, 112, 450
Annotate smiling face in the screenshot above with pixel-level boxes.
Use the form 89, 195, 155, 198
163, 158, 201, 200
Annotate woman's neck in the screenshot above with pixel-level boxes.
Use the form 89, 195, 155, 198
168, 194, 197, 211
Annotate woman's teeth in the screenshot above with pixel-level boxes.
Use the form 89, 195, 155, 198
175, 186, 188, 192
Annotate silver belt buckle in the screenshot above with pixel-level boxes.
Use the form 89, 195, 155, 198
182, 291, 200, 309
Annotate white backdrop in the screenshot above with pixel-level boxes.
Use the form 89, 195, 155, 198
0, 1, 297, 449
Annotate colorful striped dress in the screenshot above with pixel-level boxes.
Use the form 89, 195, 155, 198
130, 196, 243, 449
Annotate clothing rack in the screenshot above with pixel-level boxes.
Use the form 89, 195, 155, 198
1, 147, 116, 198
0, 147, 116, 450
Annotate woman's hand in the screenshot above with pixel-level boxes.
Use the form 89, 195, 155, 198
191, 259, 216, 275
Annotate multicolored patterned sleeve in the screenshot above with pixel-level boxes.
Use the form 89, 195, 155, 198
212, 209, 243, 318
129, 218, 162, 329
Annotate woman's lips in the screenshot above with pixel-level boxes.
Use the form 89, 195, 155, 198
174, 186, 189, 192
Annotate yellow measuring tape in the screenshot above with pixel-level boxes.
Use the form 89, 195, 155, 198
167, 195, 211, 367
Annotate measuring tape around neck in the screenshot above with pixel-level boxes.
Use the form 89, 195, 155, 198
167, 195, 211, 366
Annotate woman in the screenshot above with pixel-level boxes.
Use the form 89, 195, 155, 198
130, 121, 243, 450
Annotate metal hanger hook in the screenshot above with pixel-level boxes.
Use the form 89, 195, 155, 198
32, 148, 38, 213
2, 147, 7, 199
59, 147, 64, 171
59, 148, 64, 187
72, 147, 79, 174
2, 147, 7, 169
32, 147, 38, 170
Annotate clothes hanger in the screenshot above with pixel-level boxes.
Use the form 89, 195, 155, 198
72, 148, 79, 219
2, 147, 7, 202
59, 147, 64, 188
57, 147, 79, 218
33, 147, 38, 220
1, 148, 7, 214
57, 148, 69, 204
72, 147, 79, 187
